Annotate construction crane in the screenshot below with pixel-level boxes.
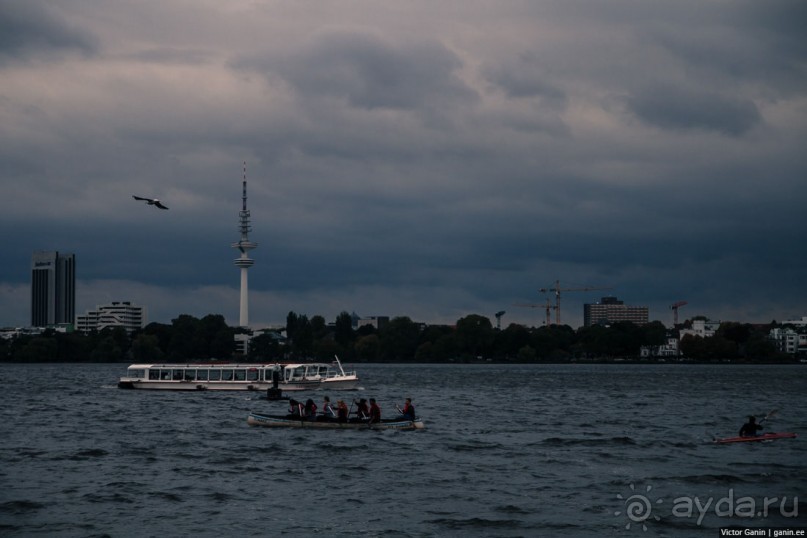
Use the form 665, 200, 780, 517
494, 311, 506, 330
514, 300, 555, 326
539, 280, 613, 325
670, 301, 688, 326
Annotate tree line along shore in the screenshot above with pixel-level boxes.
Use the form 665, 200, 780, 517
1, 311, 799, 364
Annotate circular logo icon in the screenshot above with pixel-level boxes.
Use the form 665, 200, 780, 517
615, 484, 663, 531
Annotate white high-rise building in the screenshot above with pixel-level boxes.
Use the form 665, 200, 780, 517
76, 301, 146, 333
231, 163, 257, 328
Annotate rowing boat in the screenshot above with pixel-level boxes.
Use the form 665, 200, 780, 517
247, 412, 425, 430
714, 432, 797, 444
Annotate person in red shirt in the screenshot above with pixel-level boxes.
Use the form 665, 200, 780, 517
304, 399, 317, 421
399, 398, 416, 420
320, 396, 336, 421
355, 398, 369, 421
368, 398, 381, 424
336, 400, 349, 422
287, 399, 302, 417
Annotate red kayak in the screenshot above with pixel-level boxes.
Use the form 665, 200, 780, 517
714, 432, 797, 444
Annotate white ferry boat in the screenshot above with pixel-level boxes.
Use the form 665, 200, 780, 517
117, 357, 359, 392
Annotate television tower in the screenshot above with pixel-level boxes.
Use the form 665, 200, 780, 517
232, 162, 257, 327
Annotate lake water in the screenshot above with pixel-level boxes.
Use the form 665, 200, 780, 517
0, 363, 804, 537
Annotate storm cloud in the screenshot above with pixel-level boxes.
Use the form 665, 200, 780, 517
1, 0, 805, 329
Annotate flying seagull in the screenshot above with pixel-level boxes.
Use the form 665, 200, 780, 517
133, 195, 169, 210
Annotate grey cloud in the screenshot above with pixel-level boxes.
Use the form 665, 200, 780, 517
236, 32, 475, 110
0, 0, 96, 62
482, 52, 567, 104
626, 85, 761, 135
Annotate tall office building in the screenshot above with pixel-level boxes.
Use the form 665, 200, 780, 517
31, 251, 76, 327
583, 296, 648, 327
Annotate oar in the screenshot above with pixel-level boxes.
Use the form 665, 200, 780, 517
759, 409, 778, 424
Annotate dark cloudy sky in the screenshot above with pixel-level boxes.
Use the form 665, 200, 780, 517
1, 0, 805, 329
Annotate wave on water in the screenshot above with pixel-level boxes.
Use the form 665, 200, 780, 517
446, 440, 503, 452
540, 436, 637, 446
0, 500, 46, 515
426, 516, 526, 530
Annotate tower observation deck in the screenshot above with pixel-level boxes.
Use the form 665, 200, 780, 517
231, 163, 257, 327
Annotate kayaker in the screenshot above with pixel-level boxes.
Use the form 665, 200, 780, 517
399, 398, 416, 420
739, 415, 764, 437
368, 398, 381, 424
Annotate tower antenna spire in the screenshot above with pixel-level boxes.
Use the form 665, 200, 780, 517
242, 161, 247, 211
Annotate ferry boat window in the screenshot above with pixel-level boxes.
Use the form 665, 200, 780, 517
246, 369, 258, 381
148, 369, 160, 380
172, 369, 183, 381
197, 370, 209, 381
288, 366, 305, 381
234, 369, 246, 381
160, 369, 171, 380
127, 368, 146, 379
184, 370, 196, 381
221, 369, 234, 381
209, 370, 221, 381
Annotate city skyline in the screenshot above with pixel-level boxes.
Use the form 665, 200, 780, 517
1, 1, 805, 329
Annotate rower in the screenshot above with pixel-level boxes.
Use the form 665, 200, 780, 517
355, 398, 369, 420
399, 398, 416, 420
321, 396, 336, 420
368, 398, 381, 424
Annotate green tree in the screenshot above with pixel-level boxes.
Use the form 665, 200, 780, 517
574, 324, 609, 357
199, 314, 235, 359
493, 323, 531, 359
531, 325, 575, 359
640, 321, 668, 348
286, 311, 314, 358
131, 333, 164, 362
517, 345, 537, 362
55, 331, 93, 361
248, 332, 282, 361
15, 337, 58, 362
141, 322, 173, 356
744, 332, 784, 361
168, 314, 204, 359
355, 334, 380, 361
334, 311, 354, 352
455, 314, 494, 358
311, 315, 328, 341
90, 335, 124, 362
717, 322, 751, 346
379, 317, 420, 361
315, 338, 340, 360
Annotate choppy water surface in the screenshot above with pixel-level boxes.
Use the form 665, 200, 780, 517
1, 363, 805, 536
